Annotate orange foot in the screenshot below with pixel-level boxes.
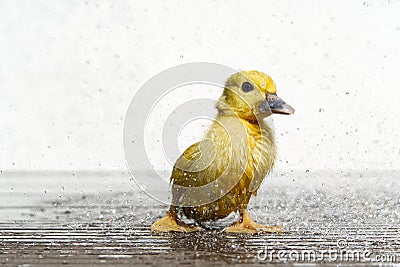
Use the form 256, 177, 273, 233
151, 213, 203, 233
223, 210, 283, 234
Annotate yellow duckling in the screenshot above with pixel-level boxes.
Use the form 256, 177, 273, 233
151, 70, 294, 233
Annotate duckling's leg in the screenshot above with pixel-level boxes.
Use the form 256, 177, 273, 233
223, 209, 283, 234
151, 206, 203, 233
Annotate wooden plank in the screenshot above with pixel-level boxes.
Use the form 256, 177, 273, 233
1, 222, 399, 265
0, 171, 399, 265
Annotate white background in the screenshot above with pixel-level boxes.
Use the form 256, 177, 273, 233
1, 0, 399, 173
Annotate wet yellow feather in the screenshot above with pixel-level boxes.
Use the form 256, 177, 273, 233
171, 71, 277, 222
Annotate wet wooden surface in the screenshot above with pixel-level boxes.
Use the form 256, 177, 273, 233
1, 221, 400, 265
0, 171, 399, 265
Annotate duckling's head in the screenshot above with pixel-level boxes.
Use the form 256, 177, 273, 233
217, 70, 294, 121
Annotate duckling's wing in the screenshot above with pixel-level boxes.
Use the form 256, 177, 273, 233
171, 140, 225, 187
170, 138, 246, 207
170, 141, 201, 186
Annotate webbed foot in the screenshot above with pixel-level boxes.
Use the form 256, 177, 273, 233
151, 211, 203, 233
223, 210, 283, 234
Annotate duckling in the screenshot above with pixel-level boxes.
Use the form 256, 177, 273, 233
151, 70, 294, 234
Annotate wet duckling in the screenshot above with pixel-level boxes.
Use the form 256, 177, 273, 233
151, 70, 294, 233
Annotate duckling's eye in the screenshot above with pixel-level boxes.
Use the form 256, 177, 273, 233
241, 82, 254, 92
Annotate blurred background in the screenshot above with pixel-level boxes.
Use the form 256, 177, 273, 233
0, 0, 399, 223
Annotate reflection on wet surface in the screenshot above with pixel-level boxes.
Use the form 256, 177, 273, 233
0, 171, 399, 265
1, 223, 399, 265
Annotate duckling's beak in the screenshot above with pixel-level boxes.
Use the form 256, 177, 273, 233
267, 94, 295, 115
